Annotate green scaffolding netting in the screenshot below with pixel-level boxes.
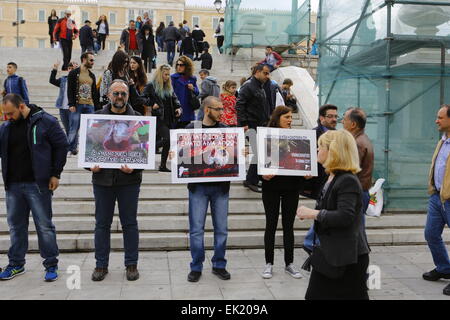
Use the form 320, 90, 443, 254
318, 0, 450, 210
223, 0, 311, 50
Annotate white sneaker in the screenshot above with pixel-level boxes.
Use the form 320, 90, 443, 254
285, 263, 303, 279
261, 263, 273, 279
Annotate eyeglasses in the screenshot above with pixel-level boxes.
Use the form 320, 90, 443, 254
325, 115, 339, 119
208, 107, 224, 112
89, 59, 95, 62
112, 92, 128, 97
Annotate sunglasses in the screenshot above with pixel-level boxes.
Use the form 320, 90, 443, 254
89, 59, 95, 62
112, 92, 128, 97
176, 63, 185, 67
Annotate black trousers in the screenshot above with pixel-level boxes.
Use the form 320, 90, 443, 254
305, 254, 370, 300
217, 36, 224, 53
157, 120, 170, 168
60, 38, 73, 71
262, 188, 300, 266
98, 33, 107, 50
142, 54, 152, 73
195, 41, 204, 58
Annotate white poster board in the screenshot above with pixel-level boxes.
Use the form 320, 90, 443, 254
257, 127, 318, 176
78, 114, 157, 169
170, 127, 246, 183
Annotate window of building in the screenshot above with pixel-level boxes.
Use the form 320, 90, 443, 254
165, 16, 173, 27
39, 9, 45, 22
109, 12, 116, 25
128, 9, 135, 22
192, 16, 199, 28
16, 37, 24, 48
38, 39, 46, 48
17, 8, 24, 22
212, 17, 219, 32
82, 11, 89, 23
109, 41, 116, 51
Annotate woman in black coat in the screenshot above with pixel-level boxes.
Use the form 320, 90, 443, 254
48, 9, 59, 48
297, 129, 370, 300
139, 25, 157, 73
144, 64, 182, 172
96, 15, 109, 50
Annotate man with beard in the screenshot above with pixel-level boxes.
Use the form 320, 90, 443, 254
67, 51, 99, 155
183, 96, 232, 283
0, 94, 68, 281
89, 80, 142, 282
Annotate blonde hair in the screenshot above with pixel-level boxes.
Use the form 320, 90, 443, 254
152, 64, 173, 98
318, 130, 361, 174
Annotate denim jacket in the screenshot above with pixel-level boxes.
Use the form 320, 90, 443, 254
3, 74, 29, 105
49, 69, 68, 109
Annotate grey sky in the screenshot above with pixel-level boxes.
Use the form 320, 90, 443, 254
185, 0, 319, 12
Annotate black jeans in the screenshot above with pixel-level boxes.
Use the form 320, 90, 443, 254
60, 38, 73, 71
93, 183, 140, 268
217, 36, 224, 53
195, 41, 204, 59
157, 120, 170, 168
98, 33, 107, 50
262, 188, 300, 266
142, 55, 152, 73
246, 122, 259, 186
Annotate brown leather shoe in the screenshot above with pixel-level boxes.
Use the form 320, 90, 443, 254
126, 265, 139, 281
91, 267, 108, 281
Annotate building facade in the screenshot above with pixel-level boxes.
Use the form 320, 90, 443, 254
0, 0, 223, 49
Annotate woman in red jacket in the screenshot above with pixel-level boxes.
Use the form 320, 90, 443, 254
220, 80, 237, 126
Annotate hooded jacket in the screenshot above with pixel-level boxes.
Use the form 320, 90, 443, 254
3, 74, 29, 105
0, 105, 68, 189
199, 76, 220, 102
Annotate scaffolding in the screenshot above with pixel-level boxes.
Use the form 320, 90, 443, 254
223, 0, 311, 53
318, 0, 450, 210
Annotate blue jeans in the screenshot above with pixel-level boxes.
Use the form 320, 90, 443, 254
156, 36, 164, 51
6, 183, 58, 268
59, 108, 70, 136
93, 183, 140, 268
303, 191, 371, 252
166, 41, 176, 66
188, 185, 229, 272
425, 193, 450, 274
68, 104, 94, 152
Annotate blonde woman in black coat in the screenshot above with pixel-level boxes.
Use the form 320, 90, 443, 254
297, 129, 370, 300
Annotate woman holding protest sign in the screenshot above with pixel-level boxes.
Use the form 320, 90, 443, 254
260, 106, 304, 280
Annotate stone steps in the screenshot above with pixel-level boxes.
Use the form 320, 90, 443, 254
0, 228, 446, 253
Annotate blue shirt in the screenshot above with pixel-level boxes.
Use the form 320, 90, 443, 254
434, 134, 450, 191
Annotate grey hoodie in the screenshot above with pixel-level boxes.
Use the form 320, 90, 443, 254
199, 76, 220, 101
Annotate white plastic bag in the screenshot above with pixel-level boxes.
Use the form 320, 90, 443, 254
366, 178, 385, 217
53, 41, 60, 49
276, 91, 285, 107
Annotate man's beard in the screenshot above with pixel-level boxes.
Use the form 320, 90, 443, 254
113, 100, 126, 109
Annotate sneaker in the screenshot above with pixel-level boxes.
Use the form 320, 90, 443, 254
444, 283, 450, 296
44, 266, 58, 282
212, 268, 231, 280
158, 166, 171, 172
285, 263, 303, 279
261, 263, 273, 279
126, 265, 139, 281
423, 268, 450, 281
187, 270, 202, 282
91, 267, 108, 281
0, 265, 25, 280
243, 181, 262, 193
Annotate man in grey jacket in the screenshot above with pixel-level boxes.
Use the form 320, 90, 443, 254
162, 21, 181, 66
196, 69, 220, 120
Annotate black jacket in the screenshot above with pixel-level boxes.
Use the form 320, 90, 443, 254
180, 37, 196, 56
199, 52, 213, 70
142, 83, 181, 124
192, 29, 206, 42
90, 104, 143, 187
139, 32, 156, 58
314, 172, 370, 267
79, 25, 94, 48
95, 20, 109, 35
67, 67, 100, 109
162, 26, 181, 42
236, 77, 271, 127
0, 105, 68, 189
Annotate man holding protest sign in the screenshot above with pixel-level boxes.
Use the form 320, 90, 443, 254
89, 80, 142, 282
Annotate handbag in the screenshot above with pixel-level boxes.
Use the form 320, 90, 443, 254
189, 89, 200, 111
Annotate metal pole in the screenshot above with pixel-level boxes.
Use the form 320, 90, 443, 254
16, 0, 19, 48
441, 43, 445, 105
384, 0, 393, 207
318, 0, 323, 106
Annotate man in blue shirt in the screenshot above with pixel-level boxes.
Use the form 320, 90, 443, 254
2, 62, 29, 105
423, 104, 450, 296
